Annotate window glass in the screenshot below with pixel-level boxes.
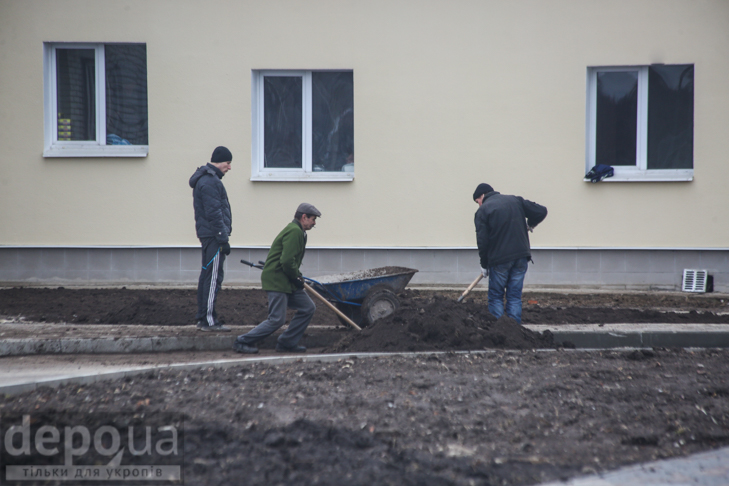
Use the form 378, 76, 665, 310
264, 76, 303, 168
56, 48, 96, 141
105, 44, 148, 145
312, 72, 354, 172
647, 65, 693, 169
596, 71, 638, 166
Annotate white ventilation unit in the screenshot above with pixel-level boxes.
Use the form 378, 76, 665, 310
682, 269, 708, 293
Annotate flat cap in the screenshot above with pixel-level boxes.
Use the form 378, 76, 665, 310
297, 203, 321, 217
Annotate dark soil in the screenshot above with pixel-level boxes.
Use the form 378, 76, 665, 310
326, 295, 557, 352
3, 287, 728, 354
1, 287, 728, 327
1, 288, 729, 484
1, 349, 728, 485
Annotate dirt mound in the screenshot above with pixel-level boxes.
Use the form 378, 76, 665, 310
327, 295, 555, 352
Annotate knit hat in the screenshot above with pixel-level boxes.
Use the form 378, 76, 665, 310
211, 146, 233, 163
473, 183, 494, 201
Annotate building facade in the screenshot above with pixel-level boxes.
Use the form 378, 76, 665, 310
1, 0, 728, 291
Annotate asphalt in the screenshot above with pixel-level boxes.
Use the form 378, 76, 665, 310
1, 322, 728, 486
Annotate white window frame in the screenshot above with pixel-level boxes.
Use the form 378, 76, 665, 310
585, 66, 693, 182
251, 70, 354, 182
43, 43, 148, 158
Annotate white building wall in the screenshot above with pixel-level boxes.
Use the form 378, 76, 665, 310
0, 0, 728, 289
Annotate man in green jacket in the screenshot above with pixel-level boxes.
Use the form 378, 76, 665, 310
233, 203, 321, 354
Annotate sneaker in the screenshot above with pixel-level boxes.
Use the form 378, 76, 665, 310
195, 320, 205, 329
198, 323, 231, 332
275, 343, 307, 353
232, 341, 259, 354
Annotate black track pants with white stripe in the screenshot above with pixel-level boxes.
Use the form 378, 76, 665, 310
195, 237, 226, 326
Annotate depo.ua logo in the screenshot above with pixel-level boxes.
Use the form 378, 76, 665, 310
2, 413, 183, 483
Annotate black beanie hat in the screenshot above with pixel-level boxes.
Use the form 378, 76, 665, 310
473, 183, 494, 201
211, 146, 233, 163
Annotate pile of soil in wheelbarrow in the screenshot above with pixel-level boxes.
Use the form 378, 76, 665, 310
326, 294, 556, 352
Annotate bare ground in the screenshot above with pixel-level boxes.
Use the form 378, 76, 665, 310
1, 287, 728, 485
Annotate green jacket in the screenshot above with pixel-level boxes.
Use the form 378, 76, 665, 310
260, 220, 307, 293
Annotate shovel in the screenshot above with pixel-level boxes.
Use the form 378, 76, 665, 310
457, 274, 483, 303
241, 259, 361, 331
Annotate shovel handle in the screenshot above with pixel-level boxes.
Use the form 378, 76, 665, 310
457, 274, 484, 303
304, 283, 362, 332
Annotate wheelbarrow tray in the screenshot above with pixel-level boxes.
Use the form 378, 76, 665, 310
310, 266, 417, 303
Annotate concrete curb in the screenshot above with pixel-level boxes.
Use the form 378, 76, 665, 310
528, 324, 729, 349
0, 335, 237, 356
0, 350, 484, 396
2, 324, 729, 356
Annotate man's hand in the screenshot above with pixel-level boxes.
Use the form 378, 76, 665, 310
481, 267, 489, 278
220, 242, 231, 255
292, 277, 305, 290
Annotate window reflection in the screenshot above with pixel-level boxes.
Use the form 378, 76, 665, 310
596, 71, 638, 166
647, 65, 693, 169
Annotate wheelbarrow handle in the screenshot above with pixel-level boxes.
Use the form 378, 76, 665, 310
240, 260, 361, 331
241, 259, 264, 269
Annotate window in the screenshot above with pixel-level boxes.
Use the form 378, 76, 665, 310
251, 70, 354, 181
43, 43, 148, 157
586, 64, 693, 181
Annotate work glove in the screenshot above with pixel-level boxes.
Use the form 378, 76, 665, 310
481, 267, 489, 278
292, 277, 305, 290
220, 242, 231, 255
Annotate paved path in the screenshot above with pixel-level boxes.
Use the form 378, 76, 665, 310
538, 446, 729, 486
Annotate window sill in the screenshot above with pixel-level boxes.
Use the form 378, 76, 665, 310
583, 169, 693, 183
43, 145, 149, 158
251, 171, 354, 182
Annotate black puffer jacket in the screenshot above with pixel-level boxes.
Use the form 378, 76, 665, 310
189, 163, 232, 243
474, 192, 547, 268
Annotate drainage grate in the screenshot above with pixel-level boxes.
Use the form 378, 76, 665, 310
682, 269, 708, 292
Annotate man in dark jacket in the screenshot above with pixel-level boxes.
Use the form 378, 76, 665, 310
189, 146, 233, 332
233, 203, 321, 354
473, 183, 547, 324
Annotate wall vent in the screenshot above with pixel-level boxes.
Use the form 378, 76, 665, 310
682, 269, 708, 293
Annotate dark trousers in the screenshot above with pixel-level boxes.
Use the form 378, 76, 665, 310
236, 290, 316, 348
196, 237, 226, 326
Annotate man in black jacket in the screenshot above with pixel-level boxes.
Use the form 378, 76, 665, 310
473, 183, 547, 324
189, 146, 233, 332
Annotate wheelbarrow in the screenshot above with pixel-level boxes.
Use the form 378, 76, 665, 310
307, 266, 418, 327
241, 260, 417, 328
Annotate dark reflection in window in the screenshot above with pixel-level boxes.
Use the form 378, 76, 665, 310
56, 49, 96, 141
648, 65, 693, 169
596, 71, 638, 166
312, 72, 354, 172
264, 76, 303, 168
105, 44, 148, 145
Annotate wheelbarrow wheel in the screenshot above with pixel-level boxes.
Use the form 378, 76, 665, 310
334, 302, 362, 328
362, 287, 400, 326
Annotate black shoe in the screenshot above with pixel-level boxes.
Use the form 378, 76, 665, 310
275, 343, 307, 353
195, 320, 205, 329
232, 341, 259, 354
198, 323, 231, 332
